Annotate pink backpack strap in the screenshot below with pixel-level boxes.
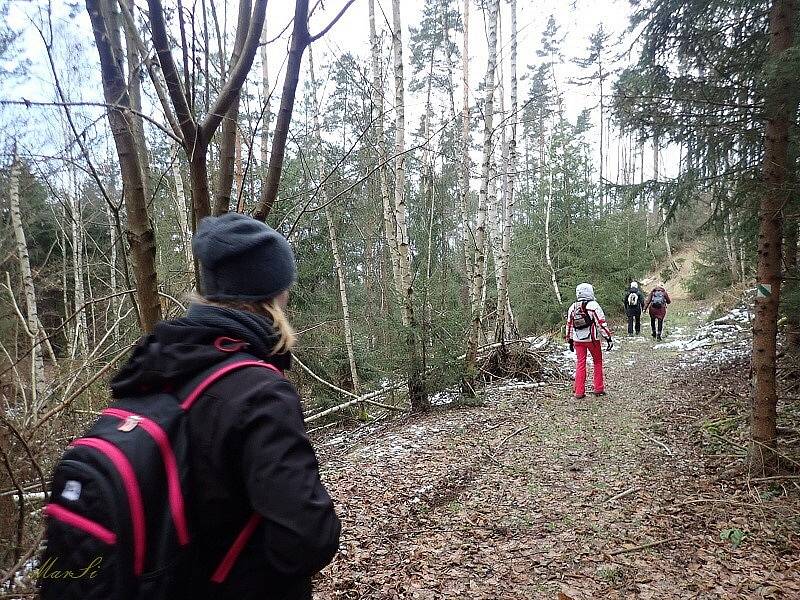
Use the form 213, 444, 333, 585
180, 360, 284, 411
210, 513, 264, 583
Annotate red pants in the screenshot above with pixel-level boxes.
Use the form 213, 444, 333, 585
574, 340, 604, 396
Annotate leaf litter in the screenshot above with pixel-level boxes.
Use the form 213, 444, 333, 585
312, 300, 800, 599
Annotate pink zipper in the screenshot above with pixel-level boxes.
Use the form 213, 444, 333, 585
72, 438, 146, 576
210, 513, 263, 583
180, 361, 283, 411
101, 408, 190, 546
45, 503, 117, 545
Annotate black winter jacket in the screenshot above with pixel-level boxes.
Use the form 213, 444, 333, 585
622, 288, 646, 315
110, 304, 341, 599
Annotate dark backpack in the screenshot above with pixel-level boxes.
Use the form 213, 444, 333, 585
627, 291, 640, 307
651, 289, 666, 308
572, 301, 593, 329
40, 351, 282, 600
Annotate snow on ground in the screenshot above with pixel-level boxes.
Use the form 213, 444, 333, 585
0, 558, 39, 593
653, 302, 752, 367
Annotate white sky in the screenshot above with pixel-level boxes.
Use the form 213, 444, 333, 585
2, 0, 677, 189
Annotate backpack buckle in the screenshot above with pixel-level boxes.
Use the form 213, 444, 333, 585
214, 337, 249, 353
117, 416, 141, 432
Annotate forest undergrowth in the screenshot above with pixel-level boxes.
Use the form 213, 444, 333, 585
311, 299, 800, 599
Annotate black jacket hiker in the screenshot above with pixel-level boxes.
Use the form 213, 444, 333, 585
622, 286, 646, 335
110, 303, 341, 600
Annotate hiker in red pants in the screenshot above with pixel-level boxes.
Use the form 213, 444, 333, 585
566, 283, 613, 399
643, 283, 672, 341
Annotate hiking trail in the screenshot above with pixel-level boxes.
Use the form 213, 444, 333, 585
312, 298, 800, 599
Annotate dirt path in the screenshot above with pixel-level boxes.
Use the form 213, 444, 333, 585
314, 301, 800, 599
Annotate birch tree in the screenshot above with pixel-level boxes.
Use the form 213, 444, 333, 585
308, 48, 362, 396
463, 0, 498, 395
496, 0, 518, 341
459, 0, 473, 307
8, 153, 46, 415
368, 0, 401, 295
391, 0, 429, 411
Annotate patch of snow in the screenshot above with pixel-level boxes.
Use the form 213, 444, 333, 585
0, 557, 39, 593
429, 389, 460, 407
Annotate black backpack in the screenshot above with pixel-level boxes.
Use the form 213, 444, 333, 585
572, 301, 593, 329
627, 291, 640, 307
39, 351, 282, 600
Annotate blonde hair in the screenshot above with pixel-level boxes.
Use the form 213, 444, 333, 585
188, 293, 296, 355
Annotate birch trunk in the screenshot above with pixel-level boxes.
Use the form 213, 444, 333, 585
463, 0, 498, 395
545, 161, 562, 303
654, 135, 677, 272
104, 199, 119, 341
369, 0, 402, 294
496, 0, 518, 341
459, 0, 474, 308
9, 155, 46, 416
599, 63, 604, 213
308, 48, 362, 396
171, 146, 194, 284
392, 0, 428, 411
68, 164, 88, 358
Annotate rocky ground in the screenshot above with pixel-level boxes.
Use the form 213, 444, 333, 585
312, 299, 800, 599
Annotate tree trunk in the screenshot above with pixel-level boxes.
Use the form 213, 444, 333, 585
9, 154, 46, 417
368, 0, 402, 295
260, 20, 271, 170
87, 0, 162, 332
171, 146, 194, 285
751, 0, 795, 475
213, 0, 251, 216
599, 63, 604, 213
497, 0, 518, 341
726, 212, 740, 283
654, 135, 677, 272
104, 198, 119, 341
545, 160, 562, 304
68, 167, 88, 358
308, 48, 362, 397
786, 217, 799, 350
463, 0, 498, 396
391, 0, 428, 411
255, 0, 310, 222
120, 0, 150, 204
459, 0, 474, 309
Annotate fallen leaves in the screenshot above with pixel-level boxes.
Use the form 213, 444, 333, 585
312, 303, 800, 599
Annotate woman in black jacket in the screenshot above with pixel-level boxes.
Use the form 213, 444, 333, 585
110, 213, 340, 599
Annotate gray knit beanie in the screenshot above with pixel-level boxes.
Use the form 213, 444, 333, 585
192, 213, 297, 301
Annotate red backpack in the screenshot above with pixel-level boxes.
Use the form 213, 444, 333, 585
40, 351, 281, 600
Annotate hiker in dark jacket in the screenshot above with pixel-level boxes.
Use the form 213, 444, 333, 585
622, 281, 646, 335
643, 283, 672, 341
111, 213, 340, 600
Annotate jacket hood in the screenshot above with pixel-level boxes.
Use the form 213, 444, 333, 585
110, 304, 290, 398
576, 283, 595, 301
